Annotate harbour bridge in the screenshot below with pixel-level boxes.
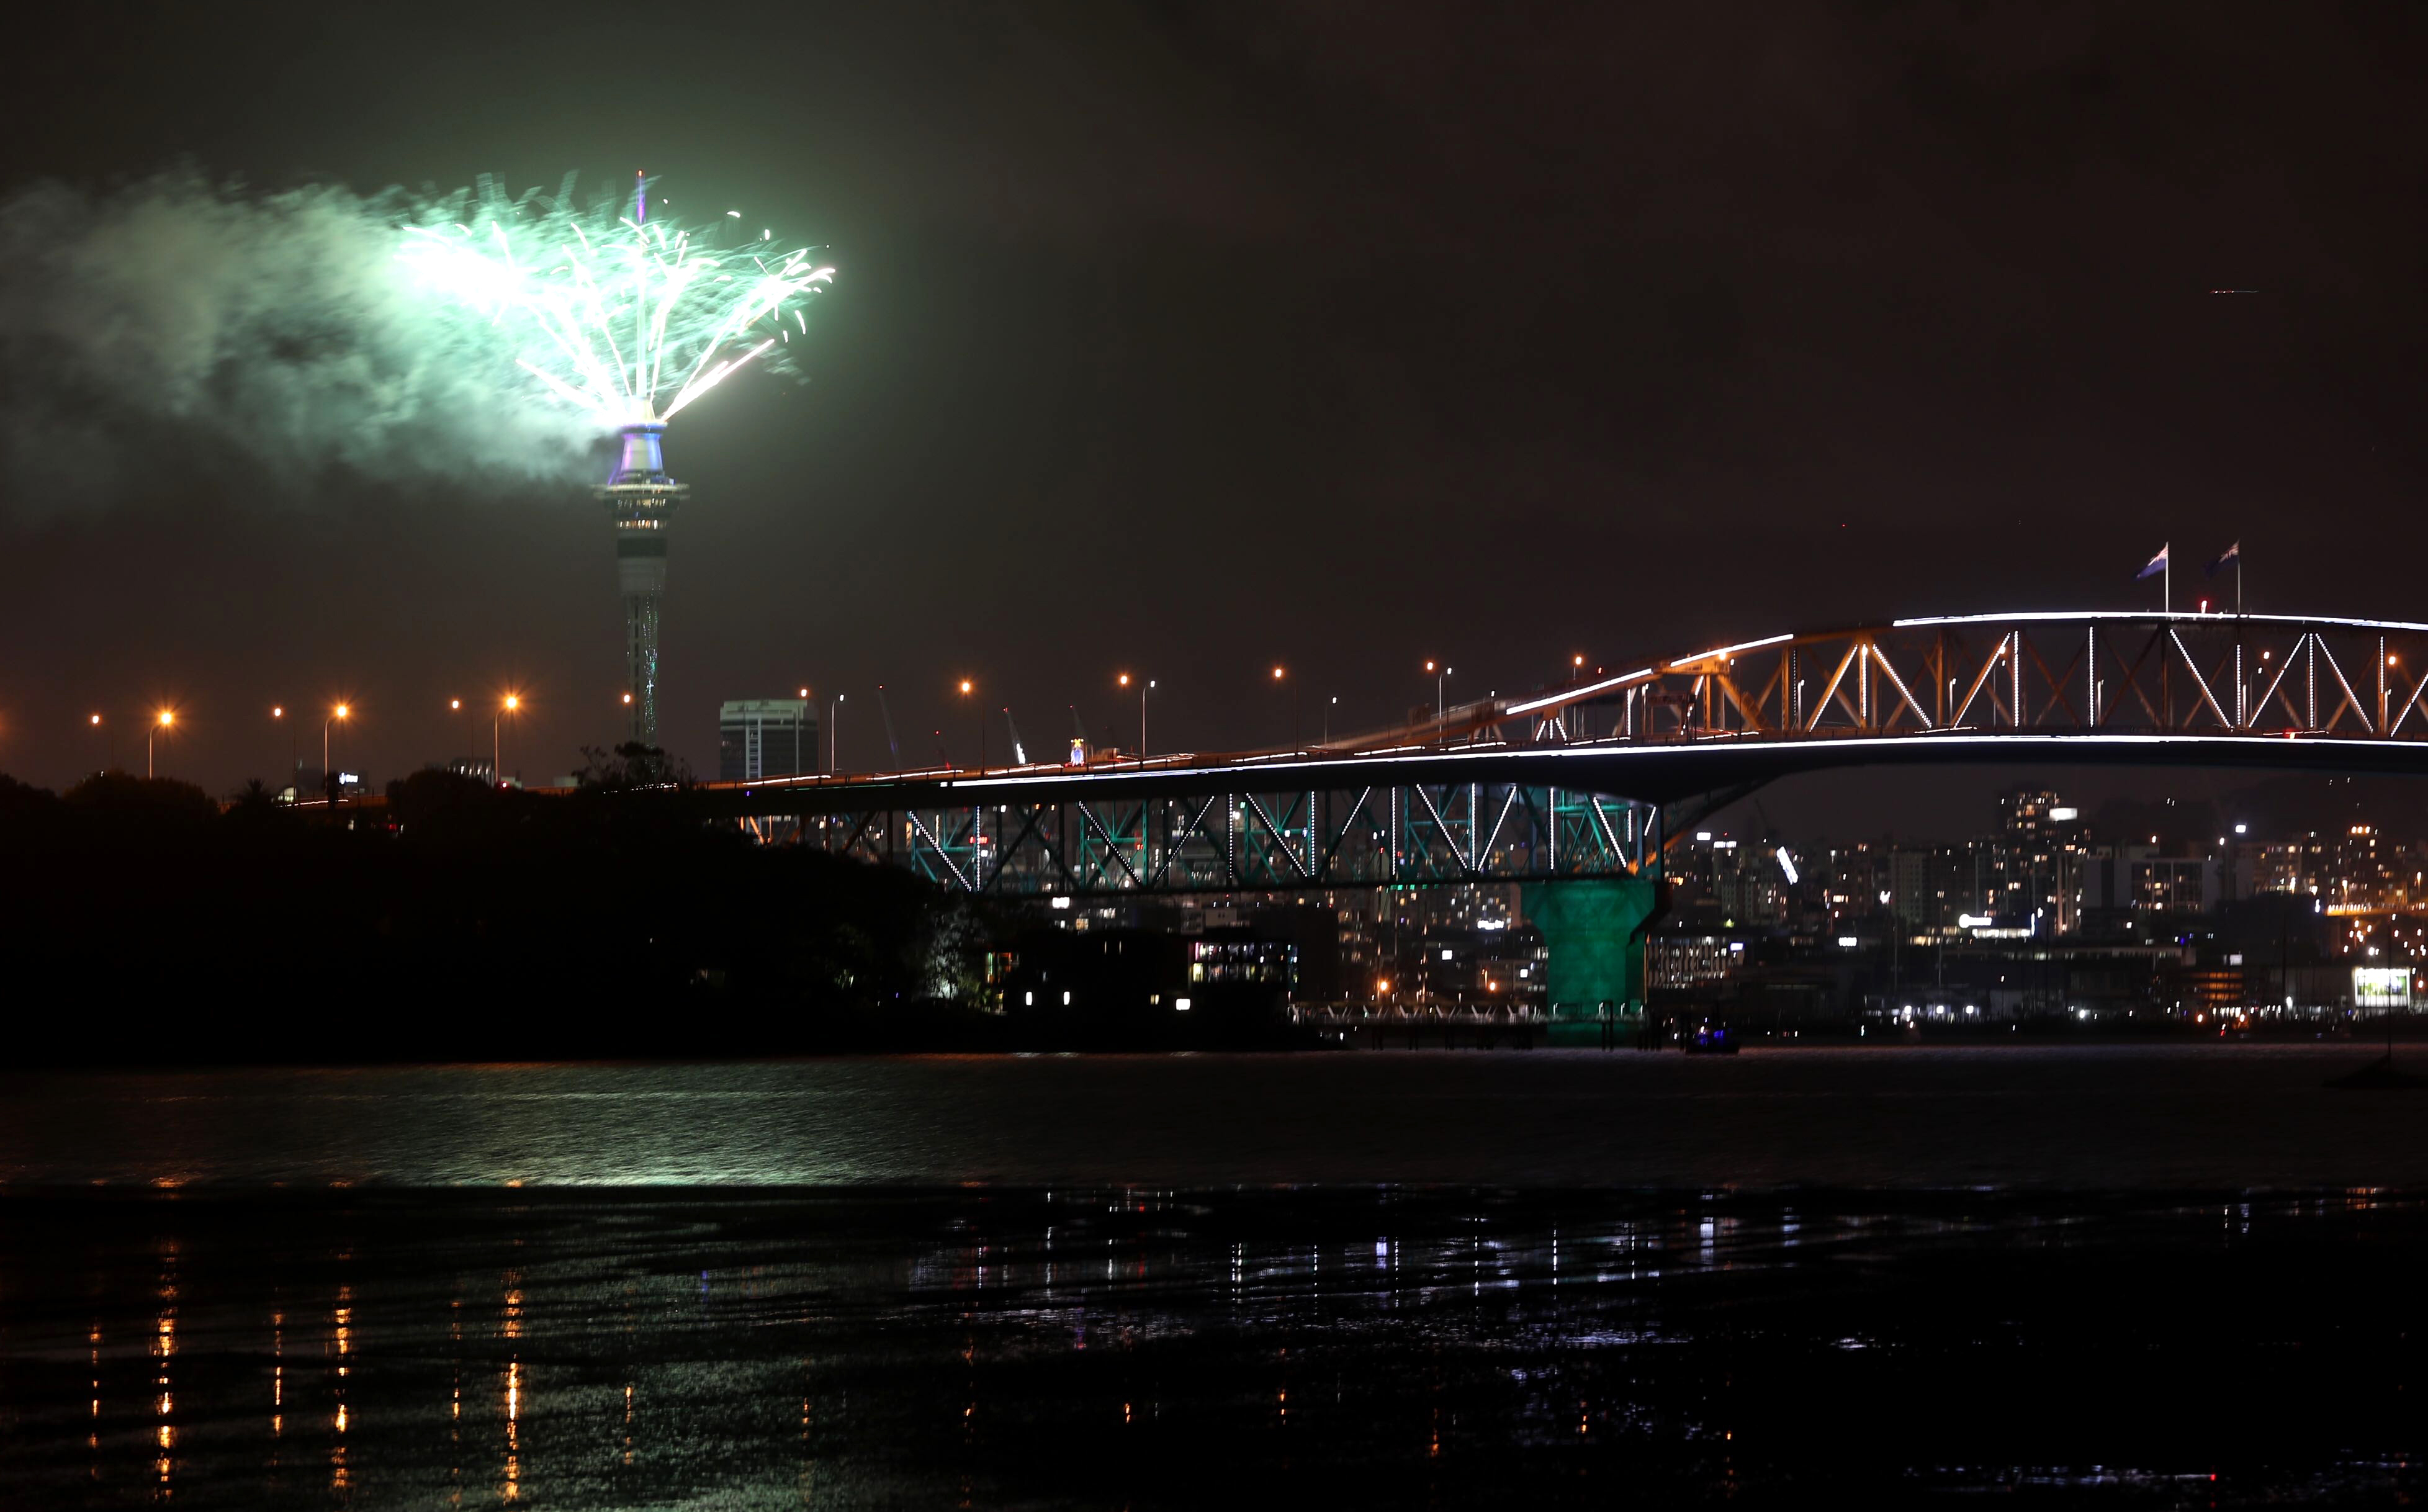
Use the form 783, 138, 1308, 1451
690, 610, 2428, 1034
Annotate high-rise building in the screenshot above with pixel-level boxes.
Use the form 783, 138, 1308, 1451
2239, 835, 2327, 899
1989, 786, 2087, 933
1823, 842, 1890, 928
718, 700, 819, 781
1889, 845, 1972, 932
2080, 848, 2221, 916
2329, 824, 2395, 910
1997, 788, 2066, 844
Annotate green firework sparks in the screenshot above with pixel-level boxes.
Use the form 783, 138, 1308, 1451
401, 175, 834, 429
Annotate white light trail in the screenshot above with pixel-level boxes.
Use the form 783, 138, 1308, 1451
1670, 633, 1792, 668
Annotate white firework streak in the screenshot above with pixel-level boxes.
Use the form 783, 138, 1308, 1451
399, 179, 834, 429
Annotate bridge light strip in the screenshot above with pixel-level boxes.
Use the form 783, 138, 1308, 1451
1668, 633, 1792, 669
1504, 668, 1655, 716
926, 729, 2426, 798
1892, 610, 2428, 636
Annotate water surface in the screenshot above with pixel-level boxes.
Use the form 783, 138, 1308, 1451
5, 1044, 2423, 1188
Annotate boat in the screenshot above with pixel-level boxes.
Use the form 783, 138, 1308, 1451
1686, 1024, 1740, 1055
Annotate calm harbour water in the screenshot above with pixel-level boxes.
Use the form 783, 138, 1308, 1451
6, 1043, 2428, 1189
5, 1045, 2426, 1507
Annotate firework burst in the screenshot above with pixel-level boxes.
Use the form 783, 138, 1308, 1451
400, 173, 833, 429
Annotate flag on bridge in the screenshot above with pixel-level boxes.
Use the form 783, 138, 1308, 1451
2136, 544, 2169, 580
2206, 541, 2240, 576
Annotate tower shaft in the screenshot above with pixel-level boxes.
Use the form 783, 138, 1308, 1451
597, 423, 689, 746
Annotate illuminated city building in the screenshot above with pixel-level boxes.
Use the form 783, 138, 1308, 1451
717, 700, 818, 782
2080, 848, 2221, 917
2331, 824, 2395, 910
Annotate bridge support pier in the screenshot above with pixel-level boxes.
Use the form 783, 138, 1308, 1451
1524, 875, 1660, 1046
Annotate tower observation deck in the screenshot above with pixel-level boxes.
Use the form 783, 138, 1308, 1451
597, 423, 689, 745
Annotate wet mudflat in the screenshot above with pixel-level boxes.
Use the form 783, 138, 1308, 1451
3, 1185, 2424, 1508
2, 1046, 2425, 1506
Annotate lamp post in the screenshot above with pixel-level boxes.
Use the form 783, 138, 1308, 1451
325, 704, 349, 799
1118, 674, 1155, 757
959, 679, 982, 769
273, 705, 293, 788
89, 713, 107, 775
1425, 660, 1453, 720
1324, 695, 1338, 745
1272, 665, 1297, 750
149, 709, 174, 780
829, 693, 844, 773
495, 695, 519, 787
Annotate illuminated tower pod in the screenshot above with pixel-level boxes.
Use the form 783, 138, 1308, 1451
598, 421, 689, 744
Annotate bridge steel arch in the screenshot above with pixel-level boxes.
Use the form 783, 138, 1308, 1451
708, 611, 2428, 842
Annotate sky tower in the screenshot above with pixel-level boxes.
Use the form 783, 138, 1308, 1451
599, 419, 686, 744
602, 169, 685, 747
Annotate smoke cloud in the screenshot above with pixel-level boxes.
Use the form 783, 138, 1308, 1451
0, 174, 596, 515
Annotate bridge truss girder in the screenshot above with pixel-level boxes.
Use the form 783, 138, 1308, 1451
694, 614, 2428, 857
1489, 613, 2428, 744
798, 784, 1661, 898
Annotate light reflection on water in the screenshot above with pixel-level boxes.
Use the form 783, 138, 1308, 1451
4, 1044, 2428, 1187
1, 1186, 2423, 1507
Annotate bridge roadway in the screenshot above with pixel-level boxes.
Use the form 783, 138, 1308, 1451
698, 609, 2428, 822
695, 725, 2428, 820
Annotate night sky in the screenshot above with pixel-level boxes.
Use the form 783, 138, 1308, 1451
7, 3, 2426, 837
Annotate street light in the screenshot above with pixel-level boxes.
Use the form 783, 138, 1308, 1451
1272, 665, 1299, 750
325, 704, 349, 797
958, 679, 982, 769
495, 694, 519, 786
1324, 694, 1339, 745
89, 712, 109, 774
1425, 660, 1453, 720
272, 705, 294, 785
149, 709, 174, 780
1118, 673, 1155, 757
829, 692, 845, 772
